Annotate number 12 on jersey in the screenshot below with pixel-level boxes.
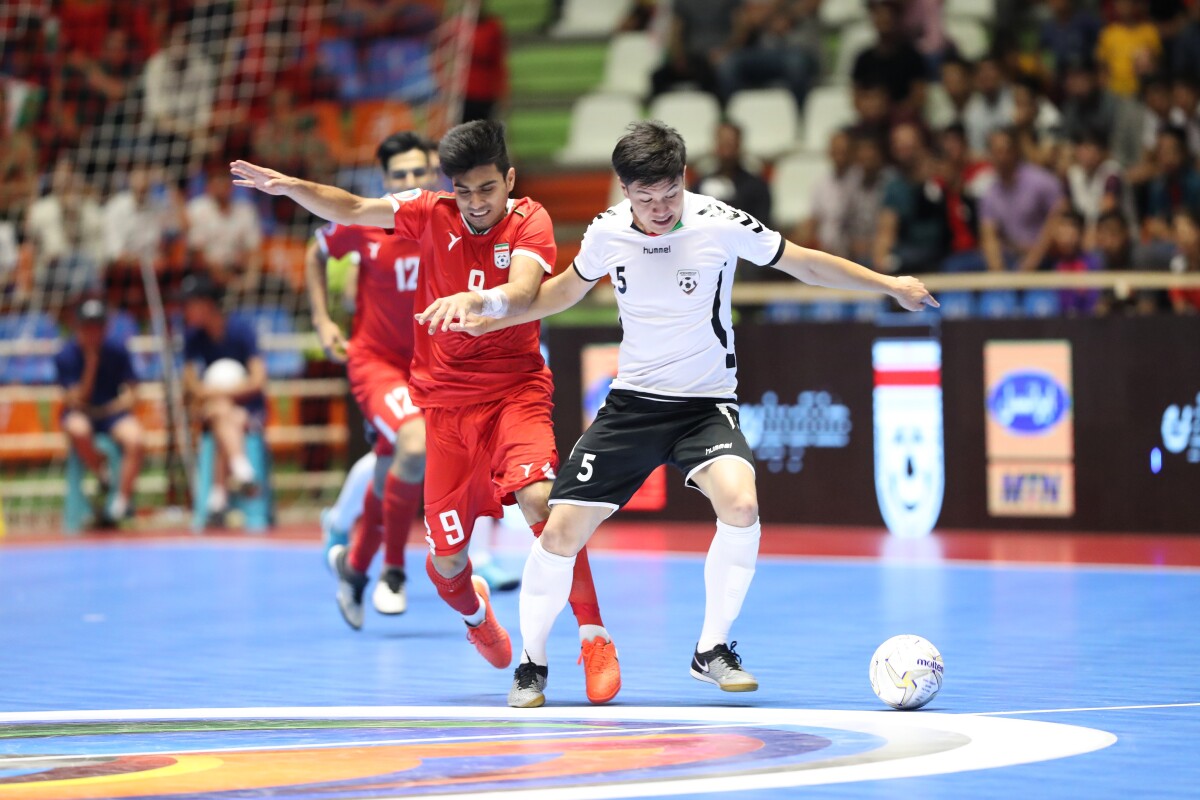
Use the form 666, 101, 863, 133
394, 256, 419, 291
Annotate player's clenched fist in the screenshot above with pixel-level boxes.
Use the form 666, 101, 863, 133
416, 291, 484, 334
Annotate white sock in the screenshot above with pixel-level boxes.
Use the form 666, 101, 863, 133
331, 453, 376, 533
207, 485, 228, 513
463, 594, 487, 627
468, 517, 494, 566
108, 494, 128, 519
697, 518, 761, 653
579, 624, 610, 644
231, 454, 256, 485
519, 538, 575, 666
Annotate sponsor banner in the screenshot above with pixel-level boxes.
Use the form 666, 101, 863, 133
873, 339, 945, 538
987, 463, 1075, 517
984, 341, 1075, 518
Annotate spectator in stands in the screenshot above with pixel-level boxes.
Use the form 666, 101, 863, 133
900, 0, 948, 76
1011, 79, 1062, 168
63, 28, 137, 141
874, 123, 949, 273
103, 162, 180, 267
1164, 2, 1200, 84
1169, 77, 1200, 154
0, 80, 37, 286
851, 0, 928, 117
936, 123, 994, 272
843, 133, 895, 267
690, 122, 772, 226
140, 22, 217, 180
1059, 58, 1124, 155
1095, 0, 1161, 97
460, 11, 509, 123
716, 0, 820, 107
963, 56, 1014, 155
1144, 126, 1200, 240
650, 0, 739, 99
1167, 208, 1200, 313
1094, 210, 1167, 315
979, 127, 1064, 272
848, 82, 894, 146
186, 164, 263, 296
1065, 130, 1125, 244
339, 0, 439, 43
930, 55, 973, 129
25, 156, 105, 302
55, 298, 144, 525
1040, 0, 1102, 82
180, 273, 268, 522
1138, 75, 1175, 161
1048, 209, 1101, 315
619, 0, 659, 32
250, 87, 335, 221
800, 129, 855, 255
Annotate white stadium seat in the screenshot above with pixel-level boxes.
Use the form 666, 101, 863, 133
551, 0, 633, 38
727, 89, 800, 160
947, 18, 990, 61
819, 0, 866, 29
801, 86, 855, 153
833, 21, 877, 84
771, 152, 831, 229
599, 32, 660, 98
925, 84, 956, 130
648, 90, 722, 160
946, 0, 997, 22
558, 93, 643, 165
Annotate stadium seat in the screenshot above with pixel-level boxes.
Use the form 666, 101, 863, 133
647, 91, 721, 160
946, 0, 997, 22
1023, 289, 1061, 318
0, 312, 59, 384
925, 84, 956, 130
64, 433, 122, 534
599, 32, 659, 98
318, 39, 365, 102
191, 431, 273, 533
728, 89, 800, 160
106, 310, 137, 344
770, 152, 830, 230
231, 307, 305, 379
551, 0, 633, 37
936, 291, 977, 319
558, 93, 643, 165
946, 18, 990, 61
801, 86, 854, 152
819, 0, 865, 29
833, 22, 877, 84
977, 289, 1019, 318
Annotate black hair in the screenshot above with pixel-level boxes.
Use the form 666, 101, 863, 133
941, 122, 968, 140
611, 120, 687, 187
437, 120, 510, 179
1074, 128, 1108, 148
1158, 125, 1189, 152
1097, 210, 1128, 228
1059, 208, 1085, 228
376, 131, 432, 172
1141, 73, 1171, 96
987, 125, 1019, 149
940, 53, 972, 73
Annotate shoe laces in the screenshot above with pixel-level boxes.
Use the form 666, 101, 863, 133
710, 641, 744, 669
578, 637, 615, 669
514, 661, 546, 689
382, 569, 405, 592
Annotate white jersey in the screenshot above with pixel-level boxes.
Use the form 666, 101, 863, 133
573, 192, 785, 399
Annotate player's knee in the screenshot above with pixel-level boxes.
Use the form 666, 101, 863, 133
62, 412, 92, 440
432, 550, 469, 578
539, 525, 583, 558
203, 395, 233, 420
720, 492, 759, 528
391, 427, 426, 482
515, 481, 552, 525
116, 420, 145, 453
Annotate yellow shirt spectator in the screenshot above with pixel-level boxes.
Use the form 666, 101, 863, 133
1096, 22, 1161, 96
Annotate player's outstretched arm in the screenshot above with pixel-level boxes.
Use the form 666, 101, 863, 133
772, 241, 939, 312
417, 265, 595, 337
229, 161, 395, 228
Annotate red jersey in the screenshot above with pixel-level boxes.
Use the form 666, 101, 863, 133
388, 189, 556, 408
315, 222, 419, 368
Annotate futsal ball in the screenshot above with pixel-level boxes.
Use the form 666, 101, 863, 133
869, 634, 944, 710
203, 358, 247, 390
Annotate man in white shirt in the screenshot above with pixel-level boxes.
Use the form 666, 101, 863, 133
417, 121, 938, 708
102, 163, 176, 267
186, 165, 263, 294
25, 157, 104, 298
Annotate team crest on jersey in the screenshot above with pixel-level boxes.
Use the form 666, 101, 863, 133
677, 269, 700, 294
494, 243, 511, 269
393, 188, 421, 202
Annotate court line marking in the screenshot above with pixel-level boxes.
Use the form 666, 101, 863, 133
971, 702, 1200, 716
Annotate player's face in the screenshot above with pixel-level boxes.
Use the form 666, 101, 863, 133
383, 150, 436, 193
450, 164, 515, 231
624, 176, 685, 235
78, 322, 105, 350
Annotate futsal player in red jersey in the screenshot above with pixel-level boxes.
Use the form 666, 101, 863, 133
232, 121, 621, 704
304, 132, 436, 630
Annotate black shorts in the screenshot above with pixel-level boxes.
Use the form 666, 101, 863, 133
549, 389, 755, 512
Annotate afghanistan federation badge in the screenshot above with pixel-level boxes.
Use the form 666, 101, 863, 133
494, 243, 511, 269
677, 269, 699, 294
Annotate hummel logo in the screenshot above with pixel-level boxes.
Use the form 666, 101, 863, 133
694, 656, 711, 673
705, 442, 733, 456
448, 232, 462, 251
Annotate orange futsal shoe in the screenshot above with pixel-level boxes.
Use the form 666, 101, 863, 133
465, 575, 513, 669
578, 636, 621, 704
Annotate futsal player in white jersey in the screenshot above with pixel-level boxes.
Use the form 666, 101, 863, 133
417, 121, 939, 707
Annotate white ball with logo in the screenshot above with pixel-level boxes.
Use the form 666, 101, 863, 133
203, 358, 248, 391
869, 634, 944, 710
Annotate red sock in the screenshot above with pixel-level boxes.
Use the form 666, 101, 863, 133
530, 520, 605, 628
382, 473, 421, 570
425, 553, 481, 616
348, 488, 383, 574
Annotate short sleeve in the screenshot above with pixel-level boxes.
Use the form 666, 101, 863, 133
183, 329, 201, 362
117, 345, 137, 385
978, 189, 999, 225
882, 178, 907, 214
55, 348, 77, 388
707, 202, 785, 267
237, 321, 260, 360
314, 222, 347, 259
387, 188, 434, 240
572, 221, 609, 282
512, 205, 557, 274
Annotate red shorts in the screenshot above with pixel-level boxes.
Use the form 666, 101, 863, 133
422, 382, 558, 555
347, 354, 423, 457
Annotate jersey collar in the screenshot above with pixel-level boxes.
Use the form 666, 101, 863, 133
461, 198, 516, 235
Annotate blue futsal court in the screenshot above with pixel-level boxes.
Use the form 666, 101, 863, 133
1, 531, 1198, 798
